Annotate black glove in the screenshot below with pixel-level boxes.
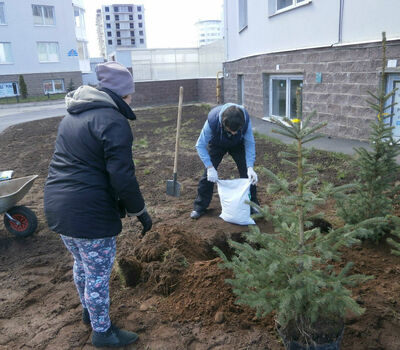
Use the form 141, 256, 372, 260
137, 210, 152, 236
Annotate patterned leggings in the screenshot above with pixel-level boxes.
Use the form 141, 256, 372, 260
61, 235, 116, 332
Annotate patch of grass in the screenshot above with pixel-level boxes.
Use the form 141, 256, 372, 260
133, 137, 148, 150
143, 168, 151, 175
0, 93, 66, 104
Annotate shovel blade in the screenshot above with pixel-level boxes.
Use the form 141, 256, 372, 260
166, 179, 181, 197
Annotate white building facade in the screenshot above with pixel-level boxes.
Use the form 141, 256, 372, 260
97, 3, 147, 60
0, 0, 88, 97
224, 0, 400, 140
196, 20, 223, 47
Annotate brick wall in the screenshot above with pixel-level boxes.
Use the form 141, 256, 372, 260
223, 41, 400, 140
132, 78, 219, 107
0, 71, 82, 97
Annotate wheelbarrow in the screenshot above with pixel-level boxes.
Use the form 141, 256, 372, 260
0, 175, 38, 237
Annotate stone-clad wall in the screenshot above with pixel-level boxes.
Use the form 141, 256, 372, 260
223, 41, 400, 140
0, 72, 82, 97
132, 78, 219, 107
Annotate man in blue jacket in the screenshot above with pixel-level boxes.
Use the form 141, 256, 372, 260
44, 62, 151, 348
191, 103, 259, 219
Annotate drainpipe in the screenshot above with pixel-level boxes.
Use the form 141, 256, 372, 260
338, 0, 344, 44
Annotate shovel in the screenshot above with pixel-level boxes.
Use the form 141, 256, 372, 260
166, 86, 184, 197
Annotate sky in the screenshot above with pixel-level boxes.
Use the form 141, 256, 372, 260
84, 0, 224, 57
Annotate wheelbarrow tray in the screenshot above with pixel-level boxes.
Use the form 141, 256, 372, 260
0, 175, 38, 214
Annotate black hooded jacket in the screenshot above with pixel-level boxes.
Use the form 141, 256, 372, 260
44, 86, 145, 239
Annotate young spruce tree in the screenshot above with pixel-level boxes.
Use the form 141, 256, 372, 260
215, 91, 374, 345
336, 32, 399, 241
18, 75, 28, 99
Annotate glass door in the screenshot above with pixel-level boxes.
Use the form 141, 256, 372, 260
386, 75, 400, 140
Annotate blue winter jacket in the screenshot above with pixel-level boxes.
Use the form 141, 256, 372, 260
195, 104, 256, 168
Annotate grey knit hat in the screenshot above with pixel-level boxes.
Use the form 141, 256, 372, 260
96, 61, 135, 97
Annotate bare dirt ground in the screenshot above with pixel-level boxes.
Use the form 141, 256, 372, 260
1, 104, 400, 350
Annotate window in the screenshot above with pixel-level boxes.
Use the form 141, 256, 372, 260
137, 6, 142, 11
107, 31, 111, 37
238, 0, 247, 31
115, 15, 119, 21
37, 42, 59, 62
129, 14, 133, 20
140, 39, 144, 44
43, 79, 64, 94
108, 40, 112, 45
74, 7, 85, 29
77, 41, 88, 59
105, 15, 110, 20
139, 23, 142, 28
237, 75, 244, 105
386, 74, 400, 139
139, 30, 143, 36
32, 5, 55, 25
277, 0, 306, 11
130, 22, 134, 28
128, 6, 133, 12
117, 39, 121, 45
131, 39, 135, 45
114, 6, 119, 12
0, 2, 6, 24
0, 82, 18, 97
138, 14, 142, 20
269, 75, 303, 119
130, 30, 134, 36
105, 6, 109, 12
116, 31, 120, 37
0, 42, 12, 63
116, 23, 120, 29
106, 23, 111, 28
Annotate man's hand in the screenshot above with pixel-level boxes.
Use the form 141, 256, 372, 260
207, 166, 218, 183
137, 210, 152, 236
247, 167, 258, 185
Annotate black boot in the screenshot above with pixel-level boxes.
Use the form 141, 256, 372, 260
92, 324, 139, 348
82, 308, 90, 325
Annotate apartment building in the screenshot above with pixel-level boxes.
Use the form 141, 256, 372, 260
97, 3, 147, 59
223, 0, 400, 141
196, 20, 223, 47
0, 0, 88, 97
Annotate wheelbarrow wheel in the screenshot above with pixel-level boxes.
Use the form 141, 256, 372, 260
4, 205, 38, 237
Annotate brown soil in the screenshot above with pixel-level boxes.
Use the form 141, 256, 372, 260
1, 104, 400, 349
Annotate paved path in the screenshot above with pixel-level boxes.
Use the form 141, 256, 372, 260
0, 101, 372, 155
0, 101, 66, 134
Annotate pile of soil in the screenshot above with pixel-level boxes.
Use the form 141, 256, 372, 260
1, 104, 400, 349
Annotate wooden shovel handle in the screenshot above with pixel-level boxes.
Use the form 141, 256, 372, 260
173, 86, 184, 174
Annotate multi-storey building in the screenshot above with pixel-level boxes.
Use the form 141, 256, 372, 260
0, 0, 88, 97
223, 0, 400, 141
196, 20, 223, 47
97, 3, 147, 59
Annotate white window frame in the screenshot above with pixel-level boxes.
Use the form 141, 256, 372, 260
269, 75, 303, 120
37, 42, 60, 63
43, 79, 65, 94
32, 5, 55, 26
238, 0, 248, 32
269, 0, 311, 16
0, 2, 6, 25
0, 42, 13, 64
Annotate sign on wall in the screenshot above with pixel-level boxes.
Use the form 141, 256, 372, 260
0, 82, 19, 97
68, 49, 78, 57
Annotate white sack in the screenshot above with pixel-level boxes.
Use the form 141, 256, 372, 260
217, 178, 255, 226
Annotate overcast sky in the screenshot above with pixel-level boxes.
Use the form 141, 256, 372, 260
84, 0, 224, 57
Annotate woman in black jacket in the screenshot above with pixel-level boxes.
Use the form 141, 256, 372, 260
44, 61, 151, 348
